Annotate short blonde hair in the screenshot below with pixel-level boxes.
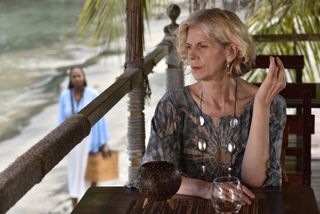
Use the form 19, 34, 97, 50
176, 8, 256, 77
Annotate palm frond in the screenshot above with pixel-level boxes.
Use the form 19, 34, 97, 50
245, 0, 320, 83
77, 0, 168, 50
77, 0, 126, 49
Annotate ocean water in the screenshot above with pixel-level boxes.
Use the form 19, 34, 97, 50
0, 0, 100, 142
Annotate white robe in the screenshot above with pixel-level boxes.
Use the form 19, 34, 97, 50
67, 136, 89, 198
57, 87, 110, 199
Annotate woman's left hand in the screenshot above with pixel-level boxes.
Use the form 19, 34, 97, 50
255, 56, 286, 106
100, 145, 112, 158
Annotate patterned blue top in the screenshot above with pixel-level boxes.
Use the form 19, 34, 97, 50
143, 86, 286, 186
57, 87, 110, 153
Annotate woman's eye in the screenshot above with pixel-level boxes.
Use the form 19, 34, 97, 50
199, 44, 207, 48
186, 45, 191, 50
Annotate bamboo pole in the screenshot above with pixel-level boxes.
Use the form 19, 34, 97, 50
125, 0, 145, 187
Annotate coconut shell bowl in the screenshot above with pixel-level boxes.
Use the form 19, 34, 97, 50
136, 161, 182, 209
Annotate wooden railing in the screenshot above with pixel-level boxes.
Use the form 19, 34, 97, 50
80, 36, 175, 126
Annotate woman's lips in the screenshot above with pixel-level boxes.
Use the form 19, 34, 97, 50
191, 66, 202, 71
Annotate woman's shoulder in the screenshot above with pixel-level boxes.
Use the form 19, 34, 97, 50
159, 87, 190, 104
60, 89, 71, 98
84, 87, 99, 96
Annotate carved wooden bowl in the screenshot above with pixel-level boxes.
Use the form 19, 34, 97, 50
136, 161, 182, 209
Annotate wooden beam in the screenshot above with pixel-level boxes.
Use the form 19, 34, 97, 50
253, 33, 320, 42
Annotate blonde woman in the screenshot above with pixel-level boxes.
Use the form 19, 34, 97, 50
143, 8, 286, 204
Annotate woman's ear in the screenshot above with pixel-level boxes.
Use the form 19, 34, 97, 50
226, 43, 238, 63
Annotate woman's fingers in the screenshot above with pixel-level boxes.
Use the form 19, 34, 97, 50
231, 183, 254, 204
275, 57, 286, 89
269, 56, 285, 85
101, 146, 112, 158
240, 192, 252, 205
257, 56, 286, 105
268, 56, 278, 80
216, 183, 254, 205
242, 185, 255, 199
215, 186, 245, 204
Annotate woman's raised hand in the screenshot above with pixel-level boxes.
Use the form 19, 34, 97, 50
255, 56, 286, 106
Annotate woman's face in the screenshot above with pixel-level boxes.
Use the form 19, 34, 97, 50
70, 68, 85, 89
186, 25, 228, 81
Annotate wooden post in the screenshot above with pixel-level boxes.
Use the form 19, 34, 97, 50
126, 0, 145, 187
164, 4, 184, 91
190, 0, 200, 13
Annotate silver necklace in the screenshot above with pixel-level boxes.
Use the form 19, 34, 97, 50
197, 79, 239, 176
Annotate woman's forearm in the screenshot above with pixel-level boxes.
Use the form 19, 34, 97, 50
241, 100, 270, 187
177, 176, 211, 199
241, 57, 286, 187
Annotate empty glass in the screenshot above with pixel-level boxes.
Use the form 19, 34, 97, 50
211, 176, 243, 213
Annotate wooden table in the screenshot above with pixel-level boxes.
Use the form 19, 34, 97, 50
72, 186, 319, 214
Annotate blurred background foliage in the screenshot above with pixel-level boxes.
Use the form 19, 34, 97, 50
245, 0, 320, 83
77, 0, 319, 83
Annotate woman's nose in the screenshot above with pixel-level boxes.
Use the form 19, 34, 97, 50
188, 47, 198, 60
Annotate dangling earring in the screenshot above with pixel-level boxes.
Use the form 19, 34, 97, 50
227, 63, 231, 76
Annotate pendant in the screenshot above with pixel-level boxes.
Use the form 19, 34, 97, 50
197, 139, 207, 152
201, 164, 206, 175
227, 141, 237, 154
214, 147, 232, 166
229, 117, 239, 128
199, 115, 205, 126
227, 167, 233, 176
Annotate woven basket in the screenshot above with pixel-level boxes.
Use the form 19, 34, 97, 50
85, 151, 119, 182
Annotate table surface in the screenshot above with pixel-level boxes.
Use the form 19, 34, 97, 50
72, 186, 319, 214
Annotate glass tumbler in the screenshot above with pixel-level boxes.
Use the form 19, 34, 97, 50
211, 176, 243, 213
